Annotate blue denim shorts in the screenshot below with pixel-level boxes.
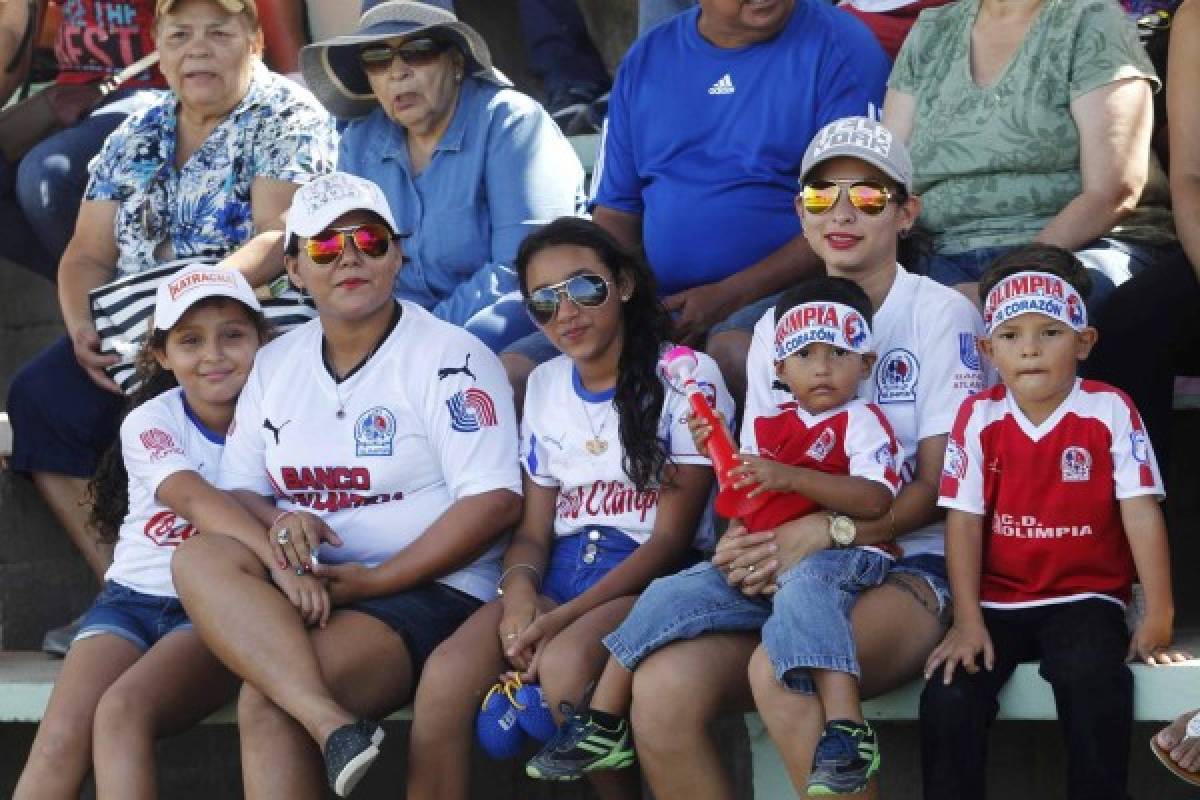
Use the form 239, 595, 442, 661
887, 553, 952, 625
542, 527, 639, 605
76, 581, 193, 653
605, 548, 891, 694
347, 582, 482, 677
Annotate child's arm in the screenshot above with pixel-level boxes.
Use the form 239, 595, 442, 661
729, 455, 892, 519
158, 473, 333, 627
924, 509, 992, 685
1121, 494, 1175, 664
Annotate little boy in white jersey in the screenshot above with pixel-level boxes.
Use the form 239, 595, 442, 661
921, 244, 1175, 800
527, 277, 903, 796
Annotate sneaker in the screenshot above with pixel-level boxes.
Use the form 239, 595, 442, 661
324, 719, 384, 797
806, 719, 880, 796
41, 614, 84, 658
476, 677, 528, 759
514, 682, 556, 742
525, 708, 635, 781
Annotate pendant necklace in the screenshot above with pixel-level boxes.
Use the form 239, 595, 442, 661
580, 394, 613, 456
322, 303, 402, 419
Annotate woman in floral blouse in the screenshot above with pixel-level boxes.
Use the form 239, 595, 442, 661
6, 0, 336, 649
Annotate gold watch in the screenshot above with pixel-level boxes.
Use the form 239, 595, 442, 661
828, 514, 857, 547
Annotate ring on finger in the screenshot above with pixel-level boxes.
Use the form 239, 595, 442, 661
503, 633, 518, 640
746, 564, 756, 574
276, 527, 291, 545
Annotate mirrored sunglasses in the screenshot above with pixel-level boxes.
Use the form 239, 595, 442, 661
525, 273, 611, 325
800, 179, 897, 216
358, 38, 451, 73
304, 223, 395, 265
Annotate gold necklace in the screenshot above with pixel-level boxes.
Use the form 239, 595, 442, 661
580, 394, 613, 456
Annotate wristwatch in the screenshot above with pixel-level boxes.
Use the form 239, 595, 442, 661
828, 514, 857, 547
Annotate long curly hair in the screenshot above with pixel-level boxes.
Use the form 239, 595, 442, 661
515, 217, 673, 492
87, 300, 270, 543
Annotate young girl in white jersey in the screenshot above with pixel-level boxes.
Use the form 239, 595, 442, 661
406, 217, 732, 800
13, 265, 270, 800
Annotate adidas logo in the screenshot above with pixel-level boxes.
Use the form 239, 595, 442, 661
708, 73, 735, 95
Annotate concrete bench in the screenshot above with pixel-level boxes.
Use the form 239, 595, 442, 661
5, 646, 1200, 797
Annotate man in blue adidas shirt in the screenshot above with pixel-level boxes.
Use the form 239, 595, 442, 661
591, 0, 889, 400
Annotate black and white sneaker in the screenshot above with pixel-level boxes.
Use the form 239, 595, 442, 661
324, 719, 384, 797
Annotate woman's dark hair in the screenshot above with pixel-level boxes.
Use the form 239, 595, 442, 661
774, 276, 874, 329
515, 217, 672, 492
978, 243, 1092, 305
88, 299, 271, 543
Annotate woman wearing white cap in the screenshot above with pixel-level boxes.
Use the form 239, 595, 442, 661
14, 264, 271, 799
300, 0, 584, 353
172, 172, 523, 798
6, 0, 336, 653
623, 117, 987, 797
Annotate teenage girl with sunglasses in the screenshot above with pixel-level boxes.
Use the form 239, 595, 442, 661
406, 216, 732, 800
621, 117, 988, 799
14, 265, 271, 799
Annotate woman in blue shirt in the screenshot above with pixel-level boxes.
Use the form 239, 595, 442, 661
302, 0, 585, 352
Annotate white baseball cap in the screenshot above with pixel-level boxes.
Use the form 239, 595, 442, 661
285, 172, 403, 248
800, 117, 913, 192
153, 263, 262, 331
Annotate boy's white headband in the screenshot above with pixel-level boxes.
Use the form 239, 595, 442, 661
983, 270, 1087, 334
774, 302, 872, 362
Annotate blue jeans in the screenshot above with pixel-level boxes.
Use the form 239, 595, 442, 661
917, 238, 1162, 316
76, 581, 192, 652
605, 550, 891, 693
542, 527, 639, 605
0, 90, 142, 281
518, 0, 610, 96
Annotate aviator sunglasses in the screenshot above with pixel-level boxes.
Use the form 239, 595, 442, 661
304, 223, 396, 265
800, 179, 899, 216
358, 38, 451, 73
525, 273, 611, 325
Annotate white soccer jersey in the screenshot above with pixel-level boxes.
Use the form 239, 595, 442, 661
218, 302, 522, 602
743, 266, 987, 557
108, 388, 226, 598
519, 351, 734, 551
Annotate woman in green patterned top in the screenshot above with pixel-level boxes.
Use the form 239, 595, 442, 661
883, 0, 1176, 310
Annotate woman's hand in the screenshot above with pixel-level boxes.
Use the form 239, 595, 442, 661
664, 283, 738, 345
924, 620, 994, 685
498, 593, 540, 672
268, 510, 344, 574
686, 409, 725, 454
507, 605, 570, 682
68, 321, 122, 394
269, 565, 331, 628
313, 562, 378, 606
712, 522, 779, 596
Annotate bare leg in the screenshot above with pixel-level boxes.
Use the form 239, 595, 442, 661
239, 609, 414, 800
535, 597, 641, 800
811, 670, 863, 723
407, 601, 513, 800
32, 472, 111, 579
13, 635, 141, 800
703, 331, 751, 417
171, 534, 355, 748
631, 633, 759, 800
589, 655, 635, 716
749, 580, 947, 797
92, 629, 239, 800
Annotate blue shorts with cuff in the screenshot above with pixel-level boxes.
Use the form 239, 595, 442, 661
76, 581, 193, 653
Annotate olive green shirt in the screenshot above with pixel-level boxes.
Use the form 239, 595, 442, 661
890, 0, 1171, 254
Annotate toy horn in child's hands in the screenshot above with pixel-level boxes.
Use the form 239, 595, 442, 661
660, 346, 770, 519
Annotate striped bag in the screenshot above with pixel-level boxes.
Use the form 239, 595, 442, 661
89, 258, 316, 393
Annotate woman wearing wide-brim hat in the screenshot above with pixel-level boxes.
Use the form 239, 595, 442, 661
301, 0, 584, 353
